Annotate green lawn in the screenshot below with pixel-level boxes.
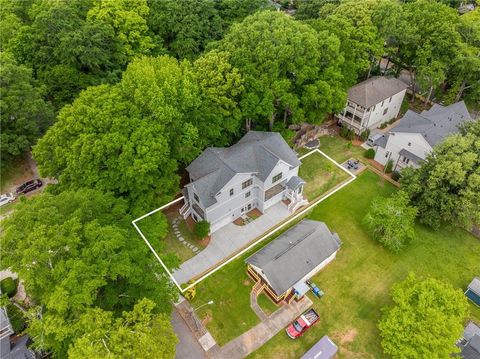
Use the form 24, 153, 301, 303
249, 171, 480, 359
299, 152, 350, 201
317, 135, 365, 163
257, 293, 280, 316
189, 171, 480, 357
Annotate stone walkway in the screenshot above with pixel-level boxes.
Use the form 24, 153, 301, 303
171, 216, 200, 254
250, 287, 268, 321
214, 296, 313, 359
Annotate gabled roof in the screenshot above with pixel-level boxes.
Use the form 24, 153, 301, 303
390, 101, 472, 147
469, 277, 480, 295
186, 131, 301, 208
462, 335, 480, 359
399, 149, 423, 164
348, 76, 409, 109
301, 335, 338, 359
246, 219, 341, 295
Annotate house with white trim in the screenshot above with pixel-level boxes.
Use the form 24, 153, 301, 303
373, 101, 473, 172
337, 76, 408, 134
179, 131, 308, 233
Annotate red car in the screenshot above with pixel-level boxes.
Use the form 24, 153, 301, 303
15, 179, 43, 195
286, 308, 319, 339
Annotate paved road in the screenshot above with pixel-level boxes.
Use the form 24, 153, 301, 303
171, 309, 207, 359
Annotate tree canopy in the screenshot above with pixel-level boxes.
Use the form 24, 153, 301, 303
0, 189, 176, 356
68, 299, 177, 359
379, 273, 469, 358
364, 191, 418, 252
214, 10, 346, 129
0, 51, 53, 169
401, 120, 480, 230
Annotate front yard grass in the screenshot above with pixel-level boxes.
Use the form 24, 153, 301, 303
299, 151, 350, 200
189, 170, 480, 358
257, 293, 280, 317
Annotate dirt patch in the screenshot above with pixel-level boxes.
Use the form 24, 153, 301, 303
201, 312, 212, 326
1, 154, 36, 193
243, 279, 252, 286
331, 327, 358, 345
199, 235, 211, 246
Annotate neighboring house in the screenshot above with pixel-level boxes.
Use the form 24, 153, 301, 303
0, 307, 35, 359
246, 219, 341, 304
456, 321, 480, 359
336, 76, 408, 134
179, 131, 308, 233
465, 277, 480, 306
373, 101, 473, 172
301, 335, 338, 359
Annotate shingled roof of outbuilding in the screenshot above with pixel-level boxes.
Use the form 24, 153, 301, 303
348, 76, 409, 109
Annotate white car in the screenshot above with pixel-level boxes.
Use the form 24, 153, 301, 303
0, 193, 16, 207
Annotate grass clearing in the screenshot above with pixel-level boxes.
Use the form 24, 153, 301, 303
257, 293, 280, 317
317, 135, 365, 164
299, 151, 350, 200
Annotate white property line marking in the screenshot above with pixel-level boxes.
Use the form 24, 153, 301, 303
132, 148, 357, 293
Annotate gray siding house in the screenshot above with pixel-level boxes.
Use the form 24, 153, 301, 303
179, 131, 308, 233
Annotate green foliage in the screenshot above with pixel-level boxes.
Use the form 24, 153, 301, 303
5, 302, 26, 333
184, 281, 197, 301
378, 273, 469, 358
295, 0, 340, 20
0, 277, 17, 298
364, 191, 418, 252
0, 52, 53, 169
214, 10, 346, 128
67, 299, 178, 359
360, 129, 371, 141
364, 148, 375, 159
0, 189, 176, 356
339, 127, 354, 140
385, 159, 393, 173
391, 170, 401, 182
194, 220, 210, 239
401, 120, 480, 230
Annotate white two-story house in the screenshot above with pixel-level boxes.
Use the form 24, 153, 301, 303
337, 76, 408, 134
373, 101, 473, 172
179, 131, 307, 233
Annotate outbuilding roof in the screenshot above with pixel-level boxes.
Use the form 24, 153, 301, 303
390, 101, 472, 147
348, 76, 409, 109
186, 131, 301, 208
301, 335, 338, 359
246, 219, 341, 295
469, 277, 480, 295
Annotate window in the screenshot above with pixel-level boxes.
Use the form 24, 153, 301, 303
372, 105, 376, 111
245, 191, 251, 198
385, 151, 389, 158
408, 142, 411, 146
247, 203, 252, 211
383, 108, 388, 115
194, 193, 199, 203
381, 100, 385, 107
229, 188, 234, 196
242, 178, 253, 189
272, 173, 282, 183
389, 96, 392, 103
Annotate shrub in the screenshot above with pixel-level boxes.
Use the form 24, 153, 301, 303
391, 170, 401, 181
385, 159, 393, 173
379, 122, 388, 129
184, 281, 196, 300
340, 127, 354, 140
365, 148, 375, 159
360, 129, 370, 141
0, 277, 17, 298
194, 220, 210, 238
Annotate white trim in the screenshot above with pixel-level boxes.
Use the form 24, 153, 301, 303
132, 149, 356, 293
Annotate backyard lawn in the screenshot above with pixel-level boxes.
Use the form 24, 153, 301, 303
317, 135, 365, 163
190, 171, 480, 357
299, 151, 350, 201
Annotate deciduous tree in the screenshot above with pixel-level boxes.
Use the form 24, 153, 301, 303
363, 191, 418, 252
401, 120, 480, 230
379, 273, 468, 358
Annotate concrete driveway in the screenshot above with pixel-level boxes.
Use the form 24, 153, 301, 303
171, 309, 207, 359
172, 202, 291, 285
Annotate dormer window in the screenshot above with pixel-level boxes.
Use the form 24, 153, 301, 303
194, 193, 199, 203
272, 173, 282, 183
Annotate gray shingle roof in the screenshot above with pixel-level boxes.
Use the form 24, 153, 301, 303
246, 219, 341, 295
348, 76, 409, 109
301, 335, 338, 359
373, 134, 389, 148
390, 101, 472, 147
286, 176, 305, 191
462, 335, 480, 359
186, 131, 301, 208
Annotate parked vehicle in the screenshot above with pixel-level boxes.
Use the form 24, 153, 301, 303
0, 193, 15, 207
15, 179, 43, 195
286, 308, 320, 339
367, 132, 383, 146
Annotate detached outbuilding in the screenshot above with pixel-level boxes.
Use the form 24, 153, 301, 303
465, 277, 480, 306
246, 219, 341, 304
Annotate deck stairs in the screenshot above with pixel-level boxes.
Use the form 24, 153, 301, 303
179, 201, 191, 219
